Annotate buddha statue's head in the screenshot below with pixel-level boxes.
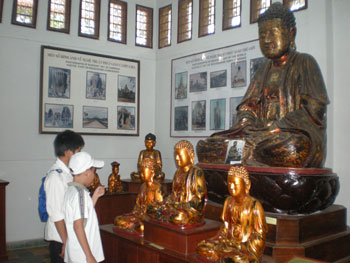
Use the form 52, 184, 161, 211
145, 133, 156, 150
227, 166, 251, 197
258, 2, 296, 60
111, 161, 120, 174
141, 158, 157, 183
174, 140, 195, 168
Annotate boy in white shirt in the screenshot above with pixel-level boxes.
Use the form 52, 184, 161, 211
44, 130, 84, 263
64, 152, 105, 263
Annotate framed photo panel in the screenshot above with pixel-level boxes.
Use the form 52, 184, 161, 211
171, 39, 262, 137
40, 46, 140, 135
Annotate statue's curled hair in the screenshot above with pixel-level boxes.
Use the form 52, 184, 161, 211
228, 166, 250, 188
258, 2, 296, 30
174, 140, 195, 159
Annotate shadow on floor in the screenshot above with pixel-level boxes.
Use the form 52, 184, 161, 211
7, 246, 50, 263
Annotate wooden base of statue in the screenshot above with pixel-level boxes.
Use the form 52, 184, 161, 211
95, 192, 137, 225
100, 224, 277, 263
0, 180, 9, 262
121, 179, 172, 195
143, 219, 221, 254
205, 201, 350, 263
198, 163, 339, 214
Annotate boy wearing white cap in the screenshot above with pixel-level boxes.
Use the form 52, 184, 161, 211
63, 152, 105, 263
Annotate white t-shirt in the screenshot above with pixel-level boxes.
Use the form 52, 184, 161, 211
63, 182, 104, 263
44, 158, 73, 242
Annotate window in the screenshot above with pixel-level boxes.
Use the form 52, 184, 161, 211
199, 0, 215, 37
159, 5, 172, 49
223, 0, 241, 30
135, 5, 153, 48
250, 0, 271, 24
178, 0, 192, 43
108, 0, 127, 44
0, 0, 4, 23
47, 0, 71, 33
79, 0, 100, 39
12, 0, 39, 28
283, 0, 307, 12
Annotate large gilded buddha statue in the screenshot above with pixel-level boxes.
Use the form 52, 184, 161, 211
197, 167, 267, 263
148, 140, 207, 226
131, 133, 165, 182
197, 2, 329, 168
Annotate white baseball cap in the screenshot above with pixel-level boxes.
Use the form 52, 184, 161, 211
69, 152, 104, 175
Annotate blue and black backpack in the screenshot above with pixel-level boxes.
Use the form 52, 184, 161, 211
38, 169, 62, 222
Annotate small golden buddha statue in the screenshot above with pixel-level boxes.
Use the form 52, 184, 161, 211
130, 133, 165, 182
108, 161, 123, 193
197, 167, 267, 263
148, 140, 207, 226
89, 167, 102, 195
114, 158, 164, 235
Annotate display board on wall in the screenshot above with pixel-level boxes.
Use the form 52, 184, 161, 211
40, 46, 140, 136
171, 39, 263, 137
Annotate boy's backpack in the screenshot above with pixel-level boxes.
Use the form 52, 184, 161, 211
38, 169, 62, 222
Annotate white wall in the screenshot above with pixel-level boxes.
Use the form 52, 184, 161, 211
333, 0, 350, 220
0, 0, 157, 242
0, 0, 349, 243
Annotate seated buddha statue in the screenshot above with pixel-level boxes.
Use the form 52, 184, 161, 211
148, 140, 207, 226
197, 2, 329, 168
107, 161, 123, 193
197, 166, 267, 263
130, 133, 165, 182
114, 158, 164, 235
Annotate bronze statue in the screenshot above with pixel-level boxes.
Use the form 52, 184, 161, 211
148, 140, 207, 226
130, 133, 165, 182
197, 167, 267, 263
197, 2, 329, 168
114, 158, 164, 235
108, 161, 123, 193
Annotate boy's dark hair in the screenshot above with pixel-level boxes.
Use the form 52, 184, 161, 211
54, 130, 85, 157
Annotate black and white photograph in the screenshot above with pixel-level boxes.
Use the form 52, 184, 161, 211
190, 72, 207, 92
225, 139, 246, 164
210, 99, 226, 130
118, 75, 136, 103
86, 71, 106, 100
191, 100, 206, 130
231, 60, 247, 88
48, 67, 71, 98
174, 106, 188, 131
175, 72, 188, 99
250, 57, 264, 80
83, 106, 108, 129
210, 70, 227, 88
44, 103, 73, 128
117, 106, 135, 130
230, 96, 243, 127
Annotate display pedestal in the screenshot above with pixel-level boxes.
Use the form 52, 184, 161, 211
205, 202, 350, 262
121, 179, 172, 195
143, 219, 221, 254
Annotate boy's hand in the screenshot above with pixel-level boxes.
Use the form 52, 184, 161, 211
86, 254, 97, 263
92, 185, 106, 206
59, 242, 66, 259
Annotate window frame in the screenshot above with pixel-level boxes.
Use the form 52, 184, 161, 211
250, 0, 271, 24
198, 0, 216, 38
78, 0, 101, 40
283, 0, 307, 13
11, 0, 39, 28
222, 0, 242, 31
135, 4, 153, 49
108, 0, 127, 44
158, 4, 172, 49
177, 0, 193, 44
0, 0, 4, 23
47, 0, 71, 34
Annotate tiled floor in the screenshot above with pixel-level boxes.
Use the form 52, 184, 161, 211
6, 246, 50, 263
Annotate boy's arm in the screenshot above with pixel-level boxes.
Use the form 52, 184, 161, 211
91, 186, 106, 206
54, 220, 67, 258
73, 218, 97, 263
